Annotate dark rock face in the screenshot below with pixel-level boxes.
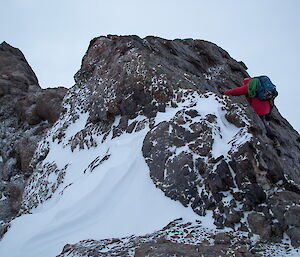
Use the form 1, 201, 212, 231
0, 42, 67, 224
267, 191, 300, 246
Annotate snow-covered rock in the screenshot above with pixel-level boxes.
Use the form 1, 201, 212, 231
1, 36, 300, 256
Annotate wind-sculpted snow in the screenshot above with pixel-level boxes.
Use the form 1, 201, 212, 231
21, 89, 251, 215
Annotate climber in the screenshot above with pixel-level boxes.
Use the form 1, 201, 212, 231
223, 76, 280, 150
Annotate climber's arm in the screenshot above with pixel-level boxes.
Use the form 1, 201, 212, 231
224, 84, 248, 96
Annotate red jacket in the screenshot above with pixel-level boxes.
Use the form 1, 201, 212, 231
224, 78, 272, 116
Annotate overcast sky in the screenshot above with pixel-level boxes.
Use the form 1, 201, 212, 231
1, 0, 300, 132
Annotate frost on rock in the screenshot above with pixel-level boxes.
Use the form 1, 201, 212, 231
143, 90, 252, 220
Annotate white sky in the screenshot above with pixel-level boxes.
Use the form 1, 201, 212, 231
1, 0, 300, 132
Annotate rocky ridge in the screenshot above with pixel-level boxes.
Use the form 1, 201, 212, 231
57, 35, 300, 253
0, 42, 67, 236
1, 36, 300, 256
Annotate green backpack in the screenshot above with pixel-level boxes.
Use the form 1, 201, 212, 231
248, 78, 260, 98
248, 76, 278, 100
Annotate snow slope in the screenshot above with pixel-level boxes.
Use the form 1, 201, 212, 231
0, 91, 250, 257
0, 128, 202, 257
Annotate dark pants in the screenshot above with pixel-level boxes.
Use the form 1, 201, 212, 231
259, 114, 277, 140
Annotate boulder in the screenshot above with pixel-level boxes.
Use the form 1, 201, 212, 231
284, 205, 300, 227
35, 87, 68, 124
287, 227, 300, 247
214, 232, 232, 244
248, 213, 272, 240
268, 191, 300, 227
244, 184, 266, 209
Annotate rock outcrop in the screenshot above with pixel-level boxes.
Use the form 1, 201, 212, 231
0, 42, 67, 229
1, 36, 300, 256
71, 35, 300, 238
58, 35, 300, 251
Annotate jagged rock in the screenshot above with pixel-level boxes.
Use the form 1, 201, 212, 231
6, 183, 23, 214
225, 106, 246, 128
17, 136, 40, 175
0, 175, 24, 218
1, 158, 17, 181
142, 91, 251, 217
15, 87, 67, 125
142, 118, 200, 208
229, 146, 257, 188
271, 222, 284, 240
57, 219, 261, 257
73, 35, 250, 124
